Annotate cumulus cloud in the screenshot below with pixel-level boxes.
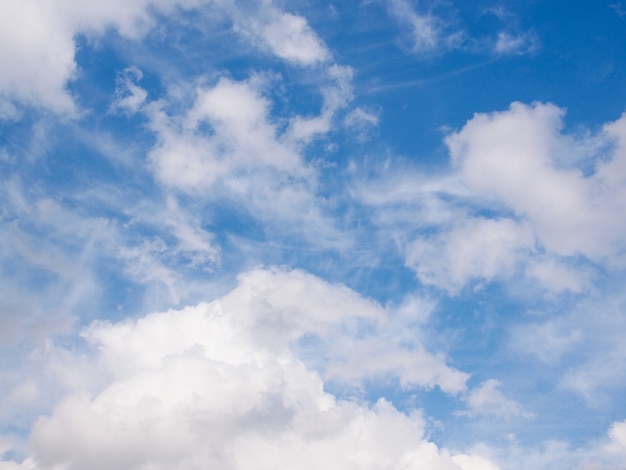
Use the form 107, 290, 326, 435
390, 102, 626, 292
0, 0, 333, 113
447, 102, 626, 262
0, 1, 78, 112
606, 420, 626, 456
0, 0, 207, 112
243, 9, 330, 65
146, 75, 351, 248
406, 217, 535, 293
0, 268, 493, 470
149, 77, 306, 190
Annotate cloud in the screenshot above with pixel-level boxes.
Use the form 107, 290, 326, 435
0, 0, 206, 113
508, 289, 626, 405
510, 321, 583, 365
387, 0, 455, 53
0, 268, 494, 469
494, 31, 539, 55
606, 420, 626, 456
392, 102, 626, 292
524, 258, 596, 294
447, 102, 626, 262
287, 64, 354, 143
345, 107, 380, 141
386, 0, 540, 58
149, 76, 306, 191
146, 74, 350, 249
0, 1, 77, 112
406, 217, 535, 293
242, 9, 330, 65
458, 380, 531, 420
0, 0, 332, 113
109, 67, 148, 114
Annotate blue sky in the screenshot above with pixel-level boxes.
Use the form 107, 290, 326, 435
1, 1, 626, 468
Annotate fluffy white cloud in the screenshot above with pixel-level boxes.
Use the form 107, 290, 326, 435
287, 64, 354, 143
510, 321, 582, 365
0, 268, 494, 470
606, 419, 626, 456
447, 102, 626, 263
149, 77, 306, 190
524, 258, 595, 294
396, 102, 626, 292
0, 0, 333, 113
406, 217, 535, 293
243, 9, 330, 65
0, 0, 207, 112
0, 1, 77, 113
146, 75, 351, 248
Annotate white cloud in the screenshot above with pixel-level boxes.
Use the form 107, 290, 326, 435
0, 0, 333, 113
162, 197, 220, 266
495, 418, 626, 470
345, 107, 379, 128
149, 77, 307, 191
287, 64, 354, 143
509, 290, 626, 404
109, 67, 147, 114
599, 111, 626, 187
354, 103, 626, 293
525, 257, 595, 293
406, 217, 535, 293
350, 164, 467, 228
0, 0, 206, 113
606, 420, 626, 456
146, 75, 350, 249
249, 10, 330, 65
510, 321, 582, 365
0, 1, 77, 112
387, 0, 443, 53
446, 102, 626, 263
452, 454, 500, 470
458, 380, 531, 420
328, 342, 468, 394
494, 31, 539, 55
0, 268, 495, 470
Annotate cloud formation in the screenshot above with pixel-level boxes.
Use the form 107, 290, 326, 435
1, 268, 493, 470
397, 102, 626, 292
1, 1, 625, 468
0, 0, 333, 113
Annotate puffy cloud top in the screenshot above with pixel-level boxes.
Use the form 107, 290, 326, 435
4, 268, 492, 470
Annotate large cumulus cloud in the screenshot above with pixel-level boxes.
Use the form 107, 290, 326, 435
402, 102, 626, 293
0, 268, 491, 469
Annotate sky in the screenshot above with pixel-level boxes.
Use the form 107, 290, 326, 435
1, 0, 626, 468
